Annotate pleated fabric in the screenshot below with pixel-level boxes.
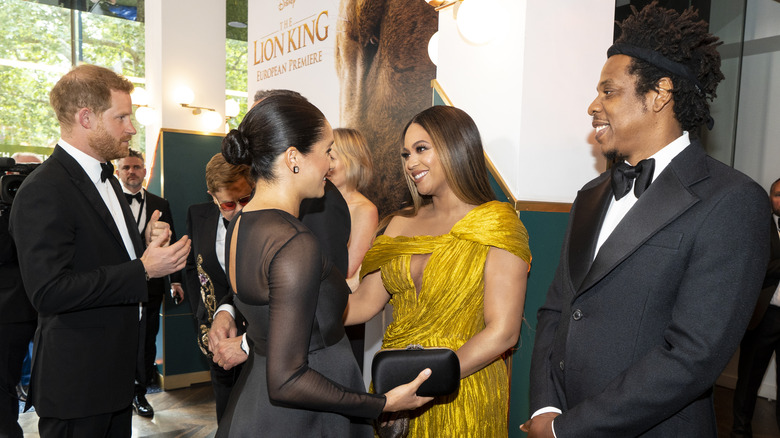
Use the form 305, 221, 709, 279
361, 201, 531, 437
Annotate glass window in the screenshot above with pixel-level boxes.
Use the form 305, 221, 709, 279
0, 0, 145, 157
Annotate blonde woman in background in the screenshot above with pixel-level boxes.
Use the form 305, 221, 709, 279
328, 128, 379, 290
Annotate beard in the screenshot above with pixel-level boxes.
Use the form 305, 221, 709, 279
124, 176, 143, 191
89, 123, 130, 161
603, 149, 627, 165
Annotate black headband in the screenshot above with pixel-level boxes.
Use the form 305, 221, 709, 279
608, 43, 713, 130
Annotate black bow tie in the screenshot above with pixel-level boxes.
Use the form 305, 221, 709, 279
100, 162, 114, 182
125, 192, 143, 204
611, 158, 655, 201
222, 217, 230, 229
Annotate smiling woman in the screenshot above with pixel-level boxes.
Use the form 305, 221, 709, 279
344, 105, 531, 437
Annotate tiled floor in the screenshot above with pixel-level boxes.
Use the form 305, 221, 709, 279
17, 384, 779, 437
18, 383, 217, 438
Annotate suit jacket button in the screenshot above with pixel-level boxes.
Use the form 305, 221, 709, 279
572, 309, 583, 320
559, 360, 565, 370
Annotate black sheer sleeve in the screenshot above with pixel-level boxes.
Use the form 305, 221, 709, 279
234, 211, 385, 419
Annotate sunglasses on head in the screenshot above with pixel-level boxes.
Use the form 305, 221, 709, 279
219, 195, 251, 211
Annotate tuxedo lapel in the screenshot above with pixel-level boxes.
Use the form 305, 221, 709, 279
569, 175, 613, 291
54, 147, 129, 254
200, 207, 224, 277
578, 143, 706, 294
142, 191, 156, 236
109, 176, 144, 256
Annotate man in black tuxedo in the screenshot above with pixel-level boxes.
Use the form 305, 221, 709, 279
0, 153, 40, 438
9, 64, 190, 438
731, 177, 780, 437
523, 4, 769, 437
115, 148, 184, 418
183, 153, 253, 422
0, 198, 36, 438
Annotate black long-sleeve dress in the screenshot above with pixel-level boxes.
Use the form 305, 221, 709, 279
215, 209, 385, 437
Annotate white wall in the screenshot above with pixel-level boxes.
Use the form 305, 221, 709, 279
435, 0, 614, 203
145, 0, 227, 151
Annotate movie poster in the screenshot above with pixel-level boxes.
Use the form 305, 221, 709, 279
248, 0, 438, 217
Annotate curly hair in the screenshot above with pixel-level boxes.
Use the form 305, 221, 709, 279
614, 1, 724, 132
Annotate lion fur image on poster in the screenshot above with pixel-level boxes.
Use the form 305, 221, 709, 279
335, 0, 438, 218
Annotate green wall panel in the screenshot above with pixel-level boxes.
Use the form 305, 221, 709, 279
149, 130, 224, 379
509, 210, 569, 437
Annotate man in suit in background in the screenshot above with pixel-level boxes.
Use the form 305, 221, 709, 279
183, 152, 253, 422
731, 177, 780, 437
115, 148, 184, 418
523, 3, 770, 437
9, 64, 190, 438
0, 154, 40, 438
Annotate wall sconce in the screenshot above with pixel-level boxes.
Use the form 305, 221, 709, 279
134, 106, 157, 126
428, 31, 440, 66
426, 0, 505, 45
456, 0, 505, 45
131, 87, 149, 106
131, 87, 157, 126
225, 99, 240, 121
173, 86, 195, 108
425, 0, 460, 11
174, 85, 225, 131
201, 111, 225, 131
175, 85, 216, 114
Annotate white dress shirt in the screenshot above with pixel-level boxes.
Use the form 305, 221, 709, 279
216, 215, 228, 274
122, 186, 147, 234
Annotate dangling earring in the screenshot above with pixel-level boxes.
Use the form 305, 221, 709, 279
293, 166, 299, 174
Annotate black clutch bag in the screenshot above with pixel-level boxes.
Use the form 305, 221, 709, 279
372, 345, 460, 397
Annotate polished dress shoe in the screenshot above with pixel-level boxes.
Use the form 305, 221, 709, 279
133, 394, 154, 417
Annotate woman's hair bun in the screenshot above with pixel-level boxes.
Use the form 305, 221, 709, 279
222, 128, 252, 166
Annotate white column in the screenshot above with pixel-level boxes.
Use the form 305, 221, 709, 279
144, 0, 227, 151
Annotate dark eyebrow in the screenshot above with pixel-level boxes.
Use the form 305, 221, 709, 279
597, 79, 615, 90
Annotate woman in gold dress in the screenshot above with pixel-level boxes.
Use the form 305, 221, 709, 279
345, 105, 531, 436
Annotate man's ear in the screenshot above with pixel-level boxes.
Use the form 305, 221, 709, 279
77, 108, 93, 130
652, 77, 674, 113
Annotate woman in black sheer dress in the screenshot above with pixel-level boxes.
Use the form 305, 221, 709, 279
215, 94, 432, 437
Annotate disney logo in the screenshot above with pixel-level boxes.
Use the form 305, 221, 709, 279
279, 0, 295, 11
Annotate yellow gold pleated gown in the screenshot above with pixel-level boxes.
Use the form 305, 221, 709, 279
361, 201, 531, 437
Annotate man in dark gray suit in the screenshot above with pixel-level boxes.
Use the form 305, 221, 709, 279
523, 3, 770, 437
9, 64, 190, 438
